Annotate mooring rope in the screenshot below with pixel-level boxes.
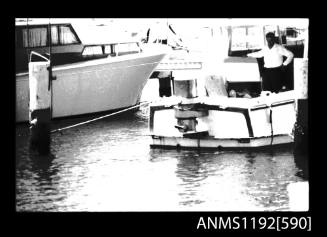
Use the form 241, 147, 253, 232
50, 101, 152, 134
269, 106, 274, 146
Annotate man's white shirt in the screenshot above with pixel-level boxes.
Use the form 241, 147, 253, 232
247, 44, 294, 68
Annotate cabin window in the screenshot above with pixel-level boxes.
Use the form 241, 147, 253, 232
51, 25, 59, 45
104, 45, 116, 56
16, 24, 80, 48
246, 27, 264, 50
229, 26, 263, 57
115, 42, 140, 56
231, 27, 247, 51
278, 27, 306, 46
22, 27, 48, 47
82, 46, 103, 56
104, 45, 113, 54
59, 26, 78, 45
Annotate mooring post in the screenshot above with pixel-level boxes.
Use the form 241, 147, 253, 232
29, 61, 51, 155
293, 58, 308, 155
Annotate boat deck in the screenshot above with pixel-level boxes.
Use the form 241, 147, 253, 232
151, 90, 296, 110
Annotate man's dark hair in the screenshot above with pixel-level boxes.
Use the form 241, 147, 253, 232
266, 32, 275, 39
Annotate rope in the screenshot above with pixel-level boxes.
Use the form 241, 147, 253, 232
50, 101, 152, 134
269, 106, 274, 146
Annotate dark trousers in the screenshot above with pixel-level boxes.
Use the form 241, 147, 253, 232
262, 66, 283, 93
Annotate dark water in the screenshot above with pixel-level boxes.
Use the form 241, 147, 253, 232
16, 109, 308, 212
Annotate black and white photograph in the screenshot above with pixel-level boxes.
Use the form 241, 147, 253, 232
15, 18, 309, 217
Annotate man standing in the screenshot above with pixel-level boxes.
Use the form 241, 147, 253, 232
247, 32, 294, 93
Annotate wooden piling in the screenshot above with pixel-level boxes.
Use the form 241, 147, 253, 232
293, 58, 308, 156
29, 61, 51, 155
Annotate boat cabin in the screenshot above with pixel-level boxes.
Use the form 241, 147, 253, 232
15, 19, 142, 73
145, 19, 308, 100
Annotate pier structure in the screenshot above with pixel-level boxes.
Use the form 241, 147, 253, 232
293, 57, 308, 180
293, 57, 308, 155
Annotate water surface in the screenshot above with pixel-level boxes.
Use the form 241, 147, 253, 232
16, 110, 307, 211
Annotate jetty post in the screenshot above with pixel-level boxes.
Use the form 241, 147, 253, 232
293, 22, 309, 156
293, 57, 308, 180
29, 60, 52, 155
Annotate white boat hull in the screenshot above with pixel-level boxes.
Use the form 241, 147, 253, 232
16, 52, 166, 122
149, 92, 296, 149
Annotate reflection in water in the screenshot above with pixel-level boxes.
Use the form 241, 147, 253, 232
243, 149, 302, 211
175, 151, 209, 207
16, 111, 308, 211
16, 148, 63, 211
172, 151, 257, 211
29, 153, 57, 183
150, 148, 306, 211
293, 152, 309, 180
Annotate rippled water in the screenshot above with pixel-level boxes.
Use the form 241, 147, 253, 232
16, 110, 307, 212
